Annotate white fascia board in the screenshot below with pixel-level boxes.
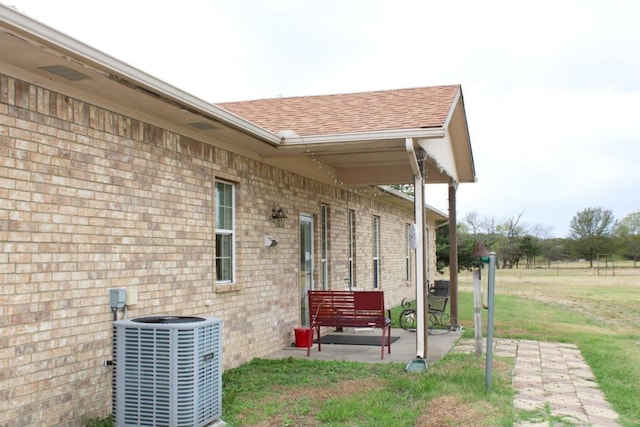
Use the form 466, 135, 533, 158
442, 87, 461, 130
378, 185, 413, 201
378, 185, 448, 218
425, 202, 449, 219
0, 5, 281, 146
280, 128, 446, 145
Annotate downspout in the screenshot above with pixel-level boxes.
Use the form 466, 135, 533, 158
420, 164, 429, 357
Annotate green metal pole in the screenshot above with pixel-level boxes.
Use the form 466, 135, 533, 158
485, 252, 496, 392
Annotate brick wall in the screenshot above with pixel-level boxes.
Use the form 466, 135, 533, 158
0, 73, 434, 426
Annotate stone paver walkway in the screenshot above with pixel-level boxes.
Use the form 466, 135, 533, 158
452, 338, 621, 427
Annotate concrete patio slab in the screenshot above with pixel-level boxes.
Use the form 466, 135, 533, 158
265, 327, 462, 365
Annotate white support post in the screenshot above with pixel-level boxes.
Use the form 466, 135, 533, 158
414, 173, 426, 359
405, 137, 428, 363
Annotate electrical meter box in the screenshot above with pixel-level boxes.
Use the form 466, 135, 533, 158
109, 289, 126, 309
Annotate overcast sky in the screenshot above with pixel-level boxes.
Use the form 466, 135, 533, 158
5, 0, 639, 237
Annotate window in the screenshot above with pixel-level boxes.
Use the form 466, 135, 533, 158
425, 227, 431, 283
320, 204, 329, 290
373, 216, 380, 289
215, 180, 234, 283
347, 209, 356, 289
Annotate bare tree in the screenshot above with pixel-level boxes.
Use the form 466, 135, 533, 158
480, 215, 498, 235
497, 210, 526, 268
463, 211, 482, 235
530, 223, 553, 240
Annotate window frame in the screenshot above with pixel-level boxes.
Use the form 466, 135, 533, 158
347, 209, 356, 289
406, 223, 412, 282
215, 180, 235, 284
320, 204, 329, 290
372, 215, 381, 289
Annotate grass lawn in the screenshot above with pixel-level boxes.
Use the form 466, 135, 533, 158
455, 268, 640, 427
90, 268, 640, 426
222, 354, 515, 426
219, 269, 640, 427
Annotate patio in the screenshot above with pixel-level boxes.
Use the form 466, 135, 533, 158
265, 327, 462, 365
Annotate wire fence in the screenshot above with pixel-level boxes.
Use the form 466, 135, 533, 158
455, 260, 640, 278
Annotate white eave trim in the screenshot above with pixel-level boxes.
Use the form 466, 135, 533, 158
442, 87, 461, 130
279, 127, 446, 145
378, 186, 449, 218
0, 5, 281, 147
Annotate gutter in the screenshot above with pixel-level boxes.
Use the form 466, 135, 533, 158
281, 128, 445, 145
378, 185, 449, 218
435, 220, 450, 229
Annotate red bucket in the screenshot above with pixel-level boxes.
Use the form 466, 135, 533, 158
294, 328, 313, 347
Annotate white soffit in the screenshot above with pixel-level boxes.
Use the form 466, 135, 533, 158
417, 132, 458, 182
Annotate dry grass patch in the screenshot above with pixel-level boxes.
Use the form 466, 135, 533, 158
272, 377, 384, 402
413, 355, 514, 426
415, 395, 501, 427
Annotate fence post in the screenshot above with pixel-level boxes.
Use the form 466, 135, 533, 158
473, 269, 482, 357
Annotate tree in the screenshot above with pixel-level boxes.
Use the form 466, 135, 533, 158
541, 238, 569, 266
435, 224, 484, 273
615, 212, 640, 266
568, 207, 616, 267
615, 212, 640, 236
462, 211, 482, 235
461, 211, 498, 236
496, 210, 526, 268
520, 235, 542, 268
529, 223, 553, 240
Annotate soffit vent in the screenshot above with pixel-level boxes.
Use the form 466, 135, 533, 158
39, 65, 90, 81
188, 122, 217, 131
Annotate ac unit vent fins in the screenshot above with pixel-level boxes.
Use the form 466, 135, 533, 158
112, 316, 222, 427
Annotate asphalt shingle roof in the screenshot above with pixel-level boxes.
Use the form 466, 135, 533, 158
217, 85, 460, 137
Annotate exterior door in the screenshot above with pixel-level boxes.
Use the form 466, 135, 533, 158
300, 214, 314, 326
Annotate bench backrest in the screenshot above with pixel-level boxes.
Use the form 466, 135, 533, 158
308, 290, 387, 328
430, 280, 450, 297
427, 293, 448, 313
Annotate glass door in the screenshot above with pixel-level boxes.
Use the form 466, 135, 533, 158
300, 214, 314, 326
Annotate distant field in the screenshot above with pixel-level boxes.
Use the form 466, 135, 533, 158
454, 266, 640, 330
444, 266, 640, 426
493, 260, 640, 277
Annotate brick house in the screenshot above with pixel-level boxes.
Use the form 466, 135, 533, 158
0, 5, 475, 426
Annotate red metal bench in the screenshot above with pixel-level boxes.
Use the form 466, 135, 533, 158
307, 290, 392, 359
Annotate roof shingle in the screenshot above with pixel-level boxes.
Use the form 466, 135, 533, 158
217, 85, 460, 137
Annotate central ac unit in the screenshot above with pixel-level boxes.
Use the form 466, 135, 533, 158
112, 316, 222, 427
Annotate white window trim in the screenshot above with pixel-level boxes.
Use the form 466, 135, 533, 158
406, 223, 412, 282
320, 204, 329, 290
373, 216, 381, 289
215, 180, 235, 285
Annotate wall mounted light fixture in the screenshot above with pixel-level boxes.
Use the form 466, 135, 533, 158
271, 207, 287, 228
264, 235, 278, 247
